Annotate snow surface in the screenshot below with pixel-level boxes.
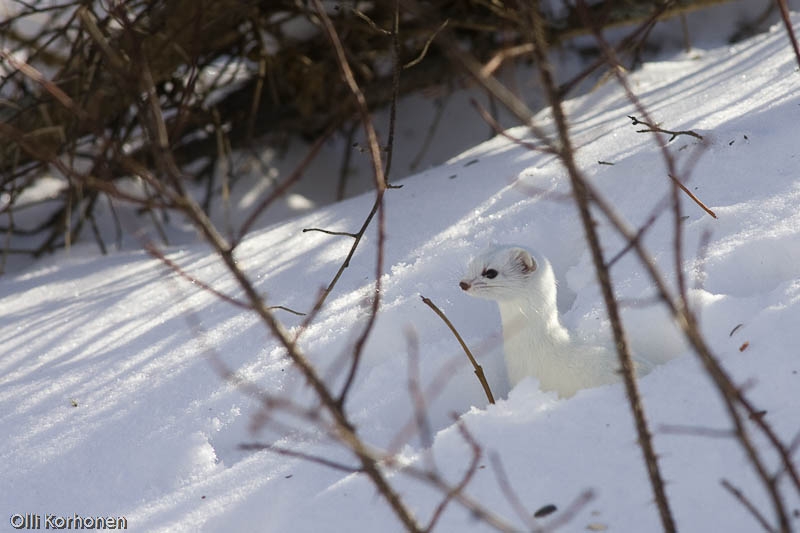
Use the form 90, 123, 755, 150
3, 13, 800, 533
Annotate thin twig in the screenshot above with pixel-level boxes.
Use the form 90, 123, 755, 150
470, 98, 556, 155
309, 4, 417, 529
420, 295, 495, 404
302, 228, 358, 237
667, 173, 717, 219
658, 424, 736, 439
268, 305, 306, 316
234, 125, 337, 247
310, 0, 391, 410
558, 3, 668, 98
628, 115, 704, 142
488, 452, 536, 530
540, 490, 595, 533
405, 327, 435, 453
481, 43, 534, 78
583, 8, 797, 527
775, 0, 800, 70
384, 0, 403, 186
0, 49, 89, 121
404, 19, 449, 69
337, 121, 359, 200
720, 479, 776, 533
350, 6, 392, 35
298, 195, 382, 326
410, 92, 450, 170
531, 3, 677, 530
606, 212, 658, 269
238, 443, 361, 474
424, 419, 483, 533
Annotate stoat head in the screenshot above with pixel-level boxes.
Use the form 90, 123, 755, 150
459, 246, 554, 303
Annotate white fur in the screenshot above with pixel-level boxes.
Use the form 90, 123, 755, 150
460, 246, 651, 398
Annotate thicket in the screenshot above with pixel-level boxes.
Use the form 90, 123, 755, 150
1, 0, 786, 260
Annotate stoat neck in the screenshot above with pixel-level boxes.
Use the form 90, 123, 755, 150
497, 294, 570, 344
497, 294, 571, 385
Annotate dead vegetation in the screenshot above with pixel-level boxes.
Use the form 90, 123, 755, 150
0, 0, 773, 262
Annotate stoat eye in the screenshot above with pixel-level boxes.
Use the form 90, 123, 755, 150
482, 268, 498, 279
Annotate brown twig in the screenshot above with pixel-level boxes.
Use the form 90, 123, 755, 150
384, 0, 403, 187
404, 18, 450, 69
311, 0, 389, 410
234, 124, 338, 247
304, 3, 427, 529
557, 3, 669, 98
350, 6, 392, 35
0, 49, 89, 122
667, 173, 718, 219
584, 171, 800, 507
420, 295, 495, 404
628, 115, 704, 142
481, 43, 534, 78
470, 98, 556, 155
775, 0, 800, 70
505, 3, 679, 530
582, 9, 797, 529
720, 479, 777, 533
301, 228, 358, 237
143, 178, 317, 335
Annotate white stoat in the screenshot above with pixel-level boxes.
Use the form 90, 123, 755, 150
459, 245, 651, 398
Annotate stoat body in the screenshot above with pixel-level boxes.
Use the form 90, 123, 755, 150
459, 246, 651, 398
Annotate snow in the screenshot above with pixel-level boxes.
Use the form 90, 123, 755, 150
2, 13, 800, 533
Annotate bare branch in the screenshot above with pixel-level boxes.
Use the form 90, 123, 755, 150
667, 173, 718, 219
385, 0, 403, 184
720, 479, 776, 533
235, 124, 338, 247
580, 7, 799, 528
488, 452, 537, 530
470, 98, 557, 155
301, 228, 358, 237
0, 49, 89, 122
420, 295, 495, 404
404, 19, 450, 69
424, 419, 483, 533
238, 443, 362, 474
775, 0, 800, 69
405, 327, 435, 452
526, 2, 677, 529
628, 115, 704, 142
144, 242, 252, 310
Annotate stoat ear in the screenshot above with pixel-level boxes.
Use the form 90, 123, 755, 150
513, 249, 537, 273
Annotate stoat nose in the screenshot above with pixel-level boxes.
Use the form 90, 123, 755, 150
459, 281, 470, 291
